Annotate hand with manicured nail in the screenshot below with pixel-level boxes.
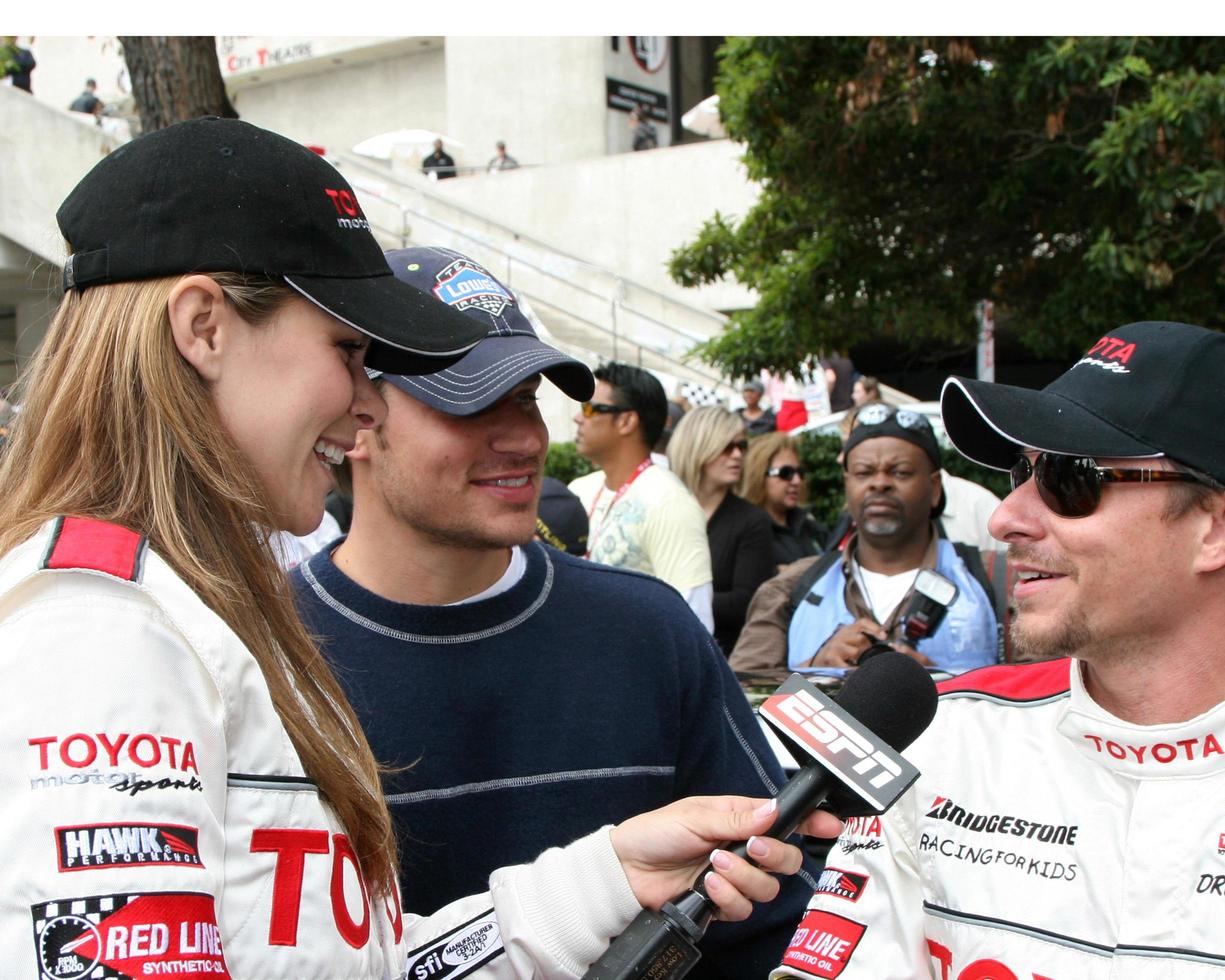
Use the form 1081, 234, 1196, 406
609, 796, 843, 921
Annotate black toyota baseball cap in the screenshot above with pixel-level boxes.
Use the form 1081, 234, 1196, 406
942, 321, 1225, 483
55, 117, 485, 374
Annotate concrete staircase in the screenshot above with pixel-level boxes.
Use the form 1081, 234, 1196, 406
0, 90, 736, 433
0, 87, 112, 383
333, 152, 733, 395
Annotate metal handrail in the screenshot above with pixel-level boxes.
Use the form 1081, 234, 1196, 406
518, 289, 728, 387
335, 148, 720, 328
337, 154, 733, 391
334, 152, 731, 336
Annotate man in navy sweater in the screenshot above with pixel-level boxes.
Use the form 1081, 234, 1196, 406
292, 245, 816, 978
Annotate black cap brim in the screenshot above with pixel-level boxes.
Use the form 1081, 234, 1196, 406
940, 376, 1161, 471
381, 334, 595, 416
285, 271, 485, 374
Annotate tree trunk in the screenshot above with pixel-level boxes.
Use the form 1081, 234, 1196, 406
119, 36, 237, 133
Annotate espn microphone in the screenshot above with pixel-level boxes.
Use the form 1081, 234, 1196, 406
582, 651, 938, 980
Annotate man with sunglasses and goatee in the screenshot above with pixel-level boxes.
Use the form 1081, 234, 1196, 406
570, 362, 715, 633
773, 321, 1225, 980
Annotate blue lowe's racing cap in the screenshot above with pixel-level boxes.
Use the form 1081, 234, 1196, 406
941, 321, 1225, 483
372, 246, 595, 415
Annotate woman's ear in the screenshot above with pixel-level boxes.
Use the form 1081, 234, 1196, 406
168, 275, 234, 383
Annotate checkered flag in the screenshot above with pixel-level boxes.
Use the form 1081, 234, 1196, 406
679, 381, 722, 407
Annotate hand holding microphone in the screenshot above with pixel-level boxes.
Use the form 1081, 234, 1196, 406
608, 795, 841, 924
585, 651, 938, 980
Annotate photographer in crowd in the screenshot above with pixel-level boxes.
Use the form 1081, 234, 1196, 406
732, 404, 998, 676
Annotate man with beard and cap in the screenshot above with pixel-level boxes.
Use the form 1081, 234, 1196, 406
731, 403, 998, 676
772, 321, 1225, 980
291, 246, 818, 980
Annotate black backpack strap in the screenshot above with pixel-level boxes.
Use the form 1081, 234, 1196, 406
821, 511, 855, 553
787, 549, 843, 616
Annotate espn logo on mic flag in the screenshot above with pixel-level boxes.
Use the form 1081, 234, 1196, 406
760, 675, 920, 812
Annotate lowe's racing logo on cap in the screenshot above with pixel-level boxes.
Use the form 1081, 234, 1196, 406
433, 259, 513, 317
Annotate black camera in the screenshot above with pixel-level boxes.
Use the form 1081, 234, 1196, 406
862, 568, 959, 661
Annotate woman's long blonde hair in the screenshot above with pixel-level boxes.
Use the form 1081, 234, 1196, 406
667, 404, 747, 495
0, 275, 397, 898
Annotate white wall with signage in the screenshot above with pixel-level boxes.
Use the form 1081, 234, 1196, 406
605, 37, 673, 153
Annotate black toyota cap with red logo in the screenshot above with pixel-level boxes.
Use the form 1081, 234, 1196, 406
941, 321, 1225, 483
55, 117, 484, 374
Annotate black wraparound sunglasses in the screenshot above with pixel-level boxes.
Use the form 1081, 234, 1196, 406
767, 465, 805, 481
1010, 453, 1208, 518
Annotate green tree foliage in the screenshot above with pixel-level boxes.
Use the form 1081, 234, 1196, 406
671, 37, 1225, 378
795, 433, 848, 529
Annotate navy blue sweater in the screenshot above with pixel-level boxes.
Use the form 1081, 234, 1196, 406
293, 540, 815, 979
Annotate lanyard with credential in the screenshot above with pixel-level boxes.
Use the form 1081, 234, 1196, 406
584, 458, 653, 559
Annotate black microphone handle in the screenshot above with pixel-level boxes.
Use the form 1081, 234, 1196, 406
582, 763, 838, 980
689, 763, 834, 906
583, 653, 936, 980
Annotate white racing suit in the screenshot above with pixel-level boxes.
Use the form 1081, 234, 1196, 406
1, 518, 641, 980
772, 658, 1225, 979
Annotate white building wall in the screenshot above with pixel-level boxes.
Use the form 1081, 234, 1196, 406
436, 139, 758, 311
3, 36, 759, 386
11, 36, 127, 112
232, 46, 449, 161
0, 86, 105, 264
442, 37, 607, 171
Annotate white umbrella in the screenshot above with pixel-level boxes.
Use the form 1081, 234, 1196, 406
352, 129, 466, 160
681, 94, 726, 138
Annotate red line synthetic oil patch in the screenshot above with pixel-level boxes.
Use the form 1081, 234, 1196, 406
780, 909, 866, 978
405, 909, 503, 979
31, 891, 229, 979
55, 823, 203, 872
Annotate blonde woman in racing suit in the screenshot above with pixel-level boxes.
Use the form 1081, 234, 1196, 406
0, 118, 837, 980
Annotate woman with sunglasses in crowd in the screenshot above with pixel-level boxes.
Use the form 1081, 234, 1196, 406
668, 406, 776, 655
0, 118, 835, 980
740, 432, 826, 568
